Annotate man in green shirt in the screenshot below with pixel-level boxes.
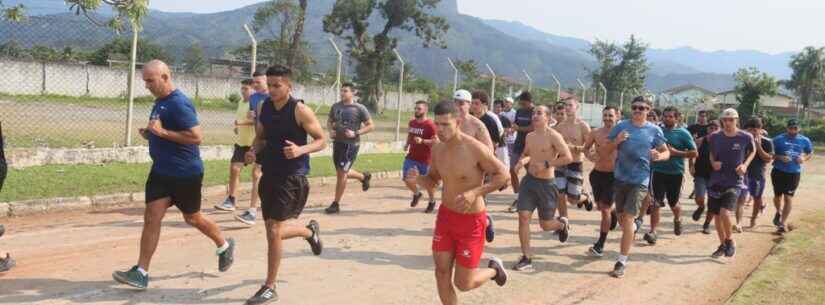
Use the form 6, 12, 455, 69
647, 106, 697, 244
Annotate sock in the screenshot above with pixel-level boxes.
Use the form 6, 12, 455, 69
597, 232, 608, 246
228, 196, 236, 203
136, 266, 148, 276
618, 255, 628, 265
216, 241, 229, 255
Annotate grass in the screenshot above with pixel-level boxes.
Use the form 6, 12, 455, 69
0, 153, 405, 202
0, 92, 237, 111
727, 210, 825, 305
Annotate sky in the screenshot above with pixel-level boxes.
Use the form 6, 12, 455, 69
148, 0, 825, 54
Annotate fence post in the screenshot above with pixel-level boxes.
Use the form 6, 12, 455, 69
40, 61, 46, 95
393, 49, 405, 142
124, 22, 139, 147
85, 63, 91, 96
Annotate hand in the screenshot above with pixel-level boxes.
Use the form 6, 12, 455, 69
247, 111, 256, 120
455, 189, 478, 212
345, 129, 357, 138
283, 140, 304, 159
712, 161, 722, 171
616, 131, 630, 144
795, 154, 806, 164
244, 149, 257, 164
147, 119, 165, 137
138, 128, 150, 140
650, 149, 660, 161
735, 164, 747, 176
413, 136, 423, 144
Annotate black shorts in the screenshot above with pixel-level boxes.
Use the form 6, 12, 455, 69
333, 142, 360, 172
652, 171, 683, 208
145, 172, 203, 214
259, 175, 310, 221
708, 187, 739, 215
771, 169, 801, 197
231, 144, 251, 164
589, 170, 614, 206
0, 157, 6, 193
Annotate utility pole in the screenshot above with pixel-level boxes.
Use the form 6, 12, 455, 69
393, 49, 405, 142
486, 64, 496, 99
447, 57, 458, 93
551, 73, 561, 101
243, 24, 257, 76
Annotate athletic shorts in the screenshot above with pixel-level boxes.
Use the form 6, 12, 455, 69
613, 180, 647, 217
516, 174, 558, 221
652, 171, 683, 208
145, 172, 203, 214
259, 175, 309, 221
510, 148, 523, 169
746, 176, 766, 198
402, 158, 429, 180
708, 187, 739, 214
694, 176, 709, 199
231, 144, 251, 164
432, 205, 487, 269
333, 142, 360, 172
771, 169, 801, 197
553, 162, 584, 200
589, 170, 614, 206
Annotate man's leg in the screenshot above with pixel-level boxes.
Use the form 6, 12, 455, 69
749, 197, 762, 228
781, 195, 793, 228
228, 163, 243, 200
137, 199, 170, 271
719, 208, 733, 243
433, 251, 457, 305
557, 195, 569, 218
734, 193, 747, 230
517, 211, 533, 257
334, 169, 348, 204
263, 219, 313, 288
453, 263, 497, 292
619, 213, 635, 257
183, 212, 226, 247
347, 169, 365, 181
250, 165, 262, 209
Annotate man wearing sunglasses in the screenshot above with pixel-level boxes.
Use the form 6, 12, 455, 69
770, 118, 813, 233
553, 97, 594, 217
606, 96, 669, 277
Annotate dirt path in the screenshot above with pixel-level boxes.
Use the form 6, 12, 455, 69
2, 159, 824, 305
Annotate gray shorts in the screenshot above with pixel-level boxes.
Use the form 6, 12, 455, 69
613, 180, 648, 217
517, 174, 558, 221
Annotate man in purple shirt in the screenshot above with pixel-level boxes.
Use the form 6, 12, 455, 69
707, 108, 755, 259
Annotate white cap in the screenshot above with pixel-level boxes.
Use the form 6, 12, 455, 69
453, 89, 472, 102
720, 108, 739, 119
505, 97, 514, 103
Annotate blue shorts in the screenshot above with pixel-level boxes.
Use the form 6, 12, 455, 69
746, 176, 766, 198
403, 159, 429, 179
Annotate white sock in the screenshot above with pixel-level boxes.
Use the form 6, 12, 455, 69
216, 241, 229, 255
136, 266, 148, 276
247, 208, 257, 216
618, 255, 628, 265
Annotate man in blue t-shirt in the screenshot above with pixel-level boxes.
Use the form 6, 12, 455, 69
249, 70, 269, 115
606, 96, 669, 278
770, 118, 813, 233
112, 60, 236, 290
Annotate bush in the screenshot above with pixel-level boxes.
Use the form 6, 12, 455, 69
227, 93, 241, 105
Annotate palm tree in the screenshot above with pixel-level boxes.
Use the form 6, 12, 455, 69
786, 46, 825, 120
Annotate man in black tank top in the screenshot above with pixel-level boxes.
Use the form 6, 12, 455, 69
243, 66, 328, 305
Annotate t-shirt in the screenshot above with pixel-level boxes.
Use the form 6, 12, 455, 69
480, 112, 503, 147
249, 92, 267, 113
772, 133, 813, 174
406, 119, 437, 164
608, 120, 666, 186
513, 107, 534, 152
148, 89, 204, 177
328, 101, 371, 144
708, 130, 754, 190
747, 136, 774, 178
694, 137, 713, 179
502, 109, 517, 144
234, 100, 255, 147
688, 123, 710, 139
652, 127, 696, 175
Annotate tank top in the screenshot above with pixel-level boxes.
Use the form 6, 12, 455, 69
258, 96, 310, 177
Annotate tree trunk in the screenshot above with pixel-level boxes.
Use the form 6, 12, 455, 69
287, 0, 307, 69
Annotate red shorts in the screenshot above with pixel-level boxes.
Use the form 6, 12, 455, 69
431, 205, 487, 268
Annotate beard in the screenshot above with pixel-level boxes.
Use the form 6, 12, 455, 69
415, 113, 424, 119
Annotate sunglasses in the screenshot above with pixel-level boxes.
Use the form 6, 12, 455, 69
632, 105, 649, 111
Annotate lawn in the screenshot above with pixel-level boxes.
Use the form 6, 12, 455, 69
0, 153, 405, 202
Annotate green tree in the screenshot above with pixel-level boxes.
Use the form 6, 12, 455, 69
1, 0, 26, 21
88, 37, 171, 66
64, 0, 149, 32
785, 46, 825, 119
454, 59, 479, 83
323, 0, 449, 111
734, 67, 779, 120
589, 35, 649, 105
248, 0, 313, 78
182, 42, 208, 74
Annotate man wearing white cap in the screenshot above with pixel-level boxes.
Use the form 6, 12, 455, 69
453, 89, 494, 151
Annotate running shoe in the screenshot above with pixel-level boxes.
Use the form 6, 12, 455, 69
772, 212, 781, 227
702, 222, 712, 234
588, 244, 604, 257
777, 225, 787, 234
306, 220, 322, 255
558, 217, 570, 243
610, 210, 618, 231
609, 261, 625, 278
724, 239, 736, 257
488, 257, 508, 286
0, 224, 4, 238
643, 232, 657, 245
732, 224, 743, 234
410, 192, 423, 207
512, 255, 533, 271
584, 194, 594, 211
674, 219, 683, 236
218, 238, 236, 272
245, 285, 278, 305
235, 210, 256, 226
692, 206, 705, 222
485, 215, 495, 243
214, 197, 236, 212
634, 218, 644, 234
361, 172, 372, 191
711, 244, 726, 258
325, 202, 340, 214
507, 200, 518, 213
424, 201, 436, 213
112, 265, 148, 289
0, 253, 15, 272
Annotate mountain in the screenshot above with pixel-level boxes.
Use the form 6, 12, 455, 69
4, 0, 114, 16
645, 47, 794, 79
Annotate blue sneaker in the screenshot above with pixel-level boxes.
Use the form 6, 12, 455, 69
235, 210, 256, 226
218, 238, 236, 272
113, 265, 148, 289
485, 214, 495, 243
214, 197, 236, 212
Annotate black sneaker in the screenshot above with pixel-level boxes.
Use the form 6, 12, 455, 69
558, 217, 570, 243
610, 210, 618, 231
674, 219, 683, 236
0, 224, 4, 238
609, 261, 625, 278
218, 238, 236, 272
634, 218, 644, 234
773, 212, 781, 227
643, 232, 657, 245
488, 257, 508, 286
0, 253, 14, 272
702, 222, 712, 234
507, 200, 518, 213
512, 255, 533, 271
306, 220, 322, 256
245, 285, 278, 305
325, 202, 340, 214
112, 265, 148, 289
778, 225, 787, 234
424, 201, 436, 213
588, 244, 604, 257
410, 192, 423, 207
361, 172, 372, 191
724, 240, 736, 257
711, 244, 726, 258
692, 206, 705, 221
485, 215, 495, 243
584, 194, 594, 211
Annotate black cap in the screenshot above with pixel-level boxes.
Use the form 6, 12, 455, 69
787, 119, 800, 128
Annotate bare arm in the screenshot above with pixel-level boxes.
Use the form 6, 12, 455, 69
416, 148, 442, 191
296, 103, 328, 155
742, 140, 757, 169
358, 118, 375, 136
755, 140, 773, 162
476, 120, 494, 151
583, 131, 598, 162
652, 143, 670, 162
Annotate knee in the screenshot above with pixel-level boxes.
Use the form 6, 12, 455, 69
266, 222, 283, 239
517, 214, 531, 224
453, 277, 473, 292
183, 213, 201, 227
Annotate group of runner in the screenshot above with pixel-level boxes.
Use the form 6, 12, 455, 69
28, 59, 805, 305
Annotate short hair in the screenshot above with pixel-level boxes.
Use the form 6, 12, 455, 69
560, 96, 579, 104
518, 91, 532, 102
745, 117, 764, 129
252, 70, 266, 78
603, 106, 618, 113
471, 91, 489, 105
434, 100, 458, 116
414, 100, 429, 107
631, 95, 652, 106
709, 120, 721, 128
493, 99, 504, 107
342, 82, 355, 90
662, 106, 681, 117
265, 65, 292, 78
535, 105, 551, 115
650, 108, 662, 117
697, 110, 707, 116
553, 101, 567, 111
241, 78, 254, 86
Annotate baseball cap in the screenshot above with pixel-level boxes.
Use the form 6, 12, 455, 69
453, 89, 472, 102
720, 108, 739, 119
787, 118, 800, 128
